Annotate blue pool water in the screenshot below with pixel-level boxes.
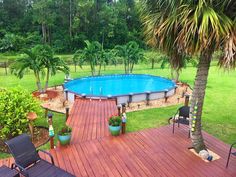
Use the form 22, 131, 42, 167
64, 74, 175, 97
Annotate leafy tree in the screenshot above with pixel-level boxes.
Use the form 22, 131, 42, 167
141, 0, 236, 152
115, 41, 143, 74
11, 47, 43, 92
157, 55, 197, 82
0, 88, 41, 139
11, 45, 69, 92
74, 40, 102, 76
34, 45, 69, 91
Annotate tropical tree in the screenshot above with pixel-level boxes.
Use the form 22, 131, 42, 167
157, 55, 197, 82
35, 45, 69, 91
74, 40, 102, 76
11, 47, 43, 92
115, 41, 143, 74
141, 0, 236, 152
11, 45, 69, 92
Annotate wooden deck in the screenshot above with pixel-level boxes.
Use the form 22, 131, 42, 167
67, 98, 118, 143
1, 98, 236, 177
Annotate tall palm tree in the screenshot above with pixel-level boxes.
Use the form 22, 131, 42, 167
115, 41, 143, 74
74, 40, 102, 76
11, 45, 69, 92
141, 0, 236, 152
157, 54, 197, 82
35, 45, 69, 91
11, 48, 43, 92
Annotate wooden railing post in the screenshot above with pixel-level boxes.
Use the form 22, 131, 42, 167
48, 113, 54, 149
66, 107, 70, 121
185, 94, 190, 106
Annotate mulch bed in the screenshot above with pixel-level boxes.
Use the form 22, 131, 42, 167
0, 126, 49, 154
32, 90, 59, 101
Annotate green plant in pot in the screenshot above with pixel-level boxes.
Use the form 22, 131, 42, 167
108, 115, 122, 136
58, 125, 72, 145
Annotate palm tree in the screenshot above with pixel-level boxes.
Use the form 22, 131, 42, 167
141, 0, 236, 152
74, 40, 102, 76
35, 45, 69, 91
11, 48, 43, 92
11, 45, 69, 92
157, 55, 197, 82
115, 41, 143, 74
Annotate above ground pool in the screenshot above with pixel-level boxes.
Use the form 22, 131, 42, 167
64, 74, 176, 104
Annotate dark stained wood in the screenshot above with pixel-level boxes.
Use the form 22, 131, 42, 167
1, 98, 235, 177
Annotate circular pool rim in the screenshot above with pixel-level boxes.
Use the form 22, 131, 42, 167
64, 74, 177, 99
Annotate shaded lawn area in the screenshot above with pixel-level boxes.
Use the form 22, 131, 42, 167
0, 57, 236, 158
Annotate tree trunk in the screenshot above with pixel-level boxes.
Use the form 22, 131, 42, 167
34, 71, 42, 93
69, 0, 72, 38
190, 50, 213, 153
44, 68, 50, 92
171, 68, 174, 80
42, 23, 46, 43
74, 64, 77, 72
175, 70, 180, 82
151, 59, 154, 69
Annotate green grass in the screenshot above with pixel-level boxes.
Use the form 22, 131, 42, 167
0, 55, 236, 158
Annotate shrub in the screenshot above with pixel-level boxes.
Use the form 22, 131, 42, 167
108, 115, 122, 126
0, 88, 41, 139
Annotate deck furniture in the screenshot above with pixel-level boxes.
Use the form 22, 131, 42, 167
0, 165, 19, 177
5, 134, 75, 177
171, 106, 190, 137
226, 142, 236, 168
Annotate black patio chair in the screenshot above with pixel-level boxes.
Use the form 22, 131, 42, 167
5, 133, 75, 177
169, 106, 190, 138
226, 141, 236, 168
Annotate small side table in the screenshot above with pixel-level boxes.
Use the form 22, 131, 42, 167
0, 165, 19, 177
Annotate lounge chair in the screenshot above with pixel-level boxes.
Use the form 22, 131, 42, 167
226, 141, 236, 168
5, 133, 75, 177
170, 106, 190, 137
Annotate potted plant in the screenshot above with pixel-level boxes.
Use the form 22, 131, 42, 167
58, 125, 72, 145
108, 115, 122, 136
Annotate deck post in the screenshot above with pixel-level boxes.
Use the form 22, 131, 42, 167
146, 91, 150, 106
117, 104, 122, 116
65, 89, 68, 101
128, 93, 133, 107
185, 94, 190, 106
45, 108, 48, 118
164, 90, 168, 103
66, 107, 70, 121
48, 113, 54, 149
121, 103, 126, 113
122, 113, 126, 134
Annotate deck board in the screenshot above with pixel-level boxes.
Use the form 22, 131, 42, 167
1, 98, 235, 177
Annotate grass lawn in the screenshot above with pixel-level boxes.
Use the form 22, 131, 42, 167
0, 54, 236, 158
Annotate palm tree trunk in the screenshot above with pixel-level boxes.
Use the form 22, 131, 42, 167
74, 64, 77, 72
190, 50, 213, 153
34, 71, 42, 93
44, 68, 50, 92
175, 70, 180, 82
151, 59, 154, 69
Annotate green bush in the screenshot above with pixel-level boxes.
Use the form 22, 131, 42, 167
0, 88, 41, 139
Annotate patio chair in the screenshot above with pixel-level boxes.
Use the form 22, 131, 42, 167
170, 106, 190, 138
5, 133, 75, 177
226, 141, 236, 168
